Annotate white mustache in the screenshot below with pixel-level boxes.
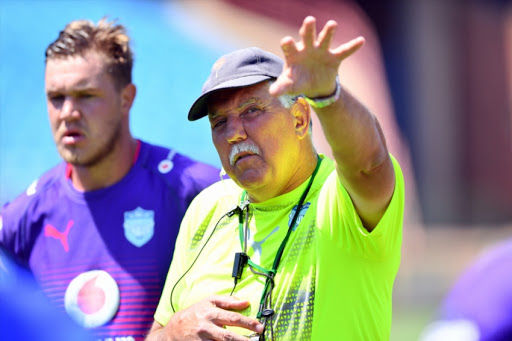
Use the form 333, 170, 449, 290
229, 142, 260, 166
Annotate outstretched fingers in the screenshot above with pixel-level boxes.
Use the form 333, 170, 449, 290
332, 36, 366, 61
298, 17, 338, 51
270, 16, 365, 98
280, 36, 298, 59
299, 16, 317, 49
317, 20, 337, 50
269, 37, 296, 96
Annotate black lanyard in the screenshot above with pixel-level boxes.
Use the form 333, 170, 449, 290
237, 156, 322, 319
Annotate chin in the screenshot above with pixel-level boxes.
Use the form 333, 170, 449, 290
59, 149, 79, 164
233, 171, 269, 191
59, 149, 90, 166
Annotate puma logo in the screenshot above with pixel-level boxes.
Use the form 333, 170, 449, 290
248, 226, 280, 263
44, 220, 74, 252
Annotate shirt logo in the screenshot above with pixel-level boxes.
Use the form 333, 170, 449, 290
123, 207, 155, 247
26, 179, 38, 196
248, 226, 280, 264
158, 149, 176, 174
44, 220, 74, 252
158, 159, 174, 173
65, 270, 120, 328
289, 202, 311, 231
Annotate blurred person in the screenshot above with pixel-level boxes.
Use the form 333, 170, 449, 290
0, 18, 219, 341
0, 247, 94, 341
146, 16, 405, 341
419, 238, 512, 341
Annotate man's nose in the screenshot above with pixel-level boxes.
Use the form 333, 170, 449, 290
59, 97, 81, 120
226, 117, 247, 144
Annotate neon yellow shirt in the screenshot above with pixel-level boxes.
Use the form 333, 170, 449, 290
154, 155, 404, 340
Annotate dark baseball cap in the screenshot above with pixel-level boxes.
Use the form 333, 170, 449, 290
188, 47, 284, 121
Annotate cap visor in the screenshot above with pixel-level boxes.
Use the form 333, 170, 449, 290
188, 75, 273, 121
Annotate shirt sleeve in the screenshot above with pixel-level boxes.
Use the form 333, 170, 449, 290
316, 154, 405, 260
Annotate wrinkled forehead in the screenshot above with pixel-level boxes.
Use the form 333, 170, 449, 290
207, 81, 275, 117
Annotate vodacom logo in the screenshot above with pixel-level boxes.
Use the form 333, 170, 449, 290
64, 270, 120, 328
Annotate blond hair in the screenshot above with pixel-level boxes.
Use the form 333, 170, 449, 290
45, 18, 133, 89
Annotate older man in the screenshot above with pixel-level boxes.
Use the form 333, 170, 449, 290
147, 16, 404, 341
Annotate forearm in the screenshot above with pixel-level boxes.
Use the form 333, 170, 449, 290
313, 83, 395, 229
314, 84, 389, 174
271, 16, 397, 228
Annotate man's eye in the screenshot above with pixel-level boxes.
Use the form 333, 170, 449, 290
243, 106, 262, 117
212, 119, 226, 129
48, 95, 64, 102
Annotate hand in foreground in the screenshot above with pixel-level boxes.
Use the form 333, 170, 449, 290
165, 296, 263, 341
269, 16, 365, 99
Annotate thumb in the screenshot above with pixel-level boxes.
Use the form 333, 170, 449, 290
269, 75, 293, 97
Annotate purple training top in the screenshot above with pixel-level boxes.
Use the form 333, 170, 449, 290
0, 140, 220, 341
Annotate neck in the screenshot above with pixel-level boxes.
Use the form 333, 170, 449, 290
69, 137, 139, 192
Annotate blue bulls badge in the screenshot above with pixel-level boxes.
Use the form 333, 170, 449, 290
123, 207, 155, 247
289, 202, 311, 231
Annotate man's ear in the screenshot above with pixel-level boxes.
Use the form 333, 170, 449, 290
292, 97, 311, 140
121, 83, 137, 115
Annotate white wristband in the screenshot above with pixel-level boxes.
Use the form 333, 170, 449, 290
304, 76, 341, 109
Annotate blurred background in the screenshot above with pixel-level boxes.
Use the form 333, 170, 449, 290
1, 0, 511, 339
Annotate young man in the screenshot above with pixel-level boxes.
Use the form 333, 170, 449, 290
147, 16, 405, 341
0, 18, 219, 341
